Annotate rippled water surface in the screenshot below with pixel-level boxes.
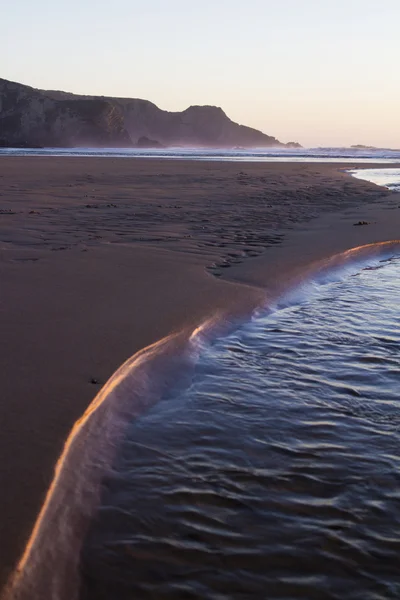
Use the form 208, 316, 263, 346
82, 258, 400, 600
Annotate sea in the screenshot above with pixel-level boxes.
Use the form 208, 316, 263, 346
4, 147, 400, 599
1, 145, 400, 165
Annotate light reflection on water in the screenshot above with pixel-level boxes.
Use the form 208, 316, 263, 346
349, 168, 400, 191
81, 257, 400, 600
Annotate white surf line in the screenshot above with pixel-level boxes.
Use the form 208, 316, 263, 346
307, 240, 400, 279
347, 167, 400, 191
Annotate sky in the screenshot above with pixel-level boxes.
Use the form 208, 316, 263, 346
2, 0, 399, 147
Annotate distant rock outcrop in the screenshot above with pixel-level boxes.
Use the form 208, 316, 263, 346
135, 136, 165, 149
0, 78, 300, 149
351, 144, 377, 150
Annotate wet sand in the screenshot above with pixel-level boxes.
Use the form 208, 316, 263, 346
0, 157, 399, 589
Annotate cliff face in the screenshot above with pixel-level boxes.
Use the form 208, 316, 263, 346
0, 78, 294, 148
0, 80, 130, 147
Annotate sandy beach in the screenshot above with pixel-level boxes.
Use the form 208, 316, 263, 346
0, 157, 399, 590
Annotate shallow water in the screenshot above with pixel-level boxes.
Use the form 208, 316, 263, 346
349, 168, 400, 192
81, 257, 400, 600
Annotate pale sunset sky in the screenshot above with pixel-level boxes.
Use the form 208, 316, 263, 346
2, 0, 399, 148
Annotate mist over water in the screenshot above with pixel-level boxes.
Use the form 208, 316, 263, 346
1, 147, 400, 163
80, 256, 400, 600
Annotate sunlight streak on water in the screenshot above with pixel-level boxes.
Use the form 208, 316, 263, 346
5, 244, 400, 600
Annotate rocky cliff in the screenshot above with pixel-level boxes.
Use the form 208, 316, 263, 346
0, 78, 298, 148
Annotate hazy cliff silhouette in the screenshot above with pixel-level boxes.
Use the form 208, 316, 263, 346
0, 78, 300, 149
